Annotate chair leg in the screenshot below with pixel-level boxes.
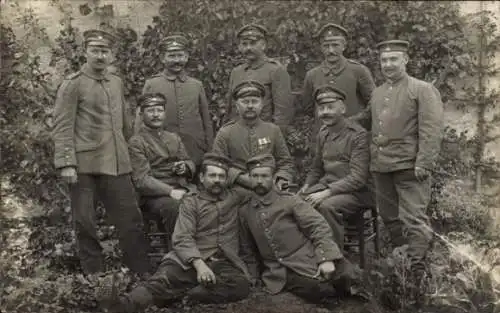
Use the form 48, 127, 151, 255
357, 213, 366, 269
372, 207, 380, 257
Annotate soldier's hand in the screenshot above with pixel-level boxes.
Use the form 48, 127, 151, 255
414, 167, 430, 182
60, 167, 77, 184
174, 161, 187, 175
275, 178, 288, 191
314, 261, 336, 280
305, 190, 332, 207
297, 184, 310, 195
169, 189, 187, 201
193, 259, 217, 286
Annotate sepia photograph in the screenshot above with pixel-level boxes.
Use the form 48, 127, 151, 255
0, 1, 499, 312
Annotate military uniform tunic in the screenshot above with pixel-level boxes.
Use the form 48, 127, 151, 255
212, 119, 296, 185
225, 58, 294, 130
369, 73, 444, 266
239, 190, 343, 295
303, 118, 373, 249
53, 64, 133, 175
143, 71, 214, 165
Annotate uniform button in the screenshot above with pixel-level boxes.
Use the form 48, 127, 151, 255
379, 147, 383, 150
320, 250, 324, 254
385, 98, 389, 101
265, 228, 269, 232
322, 257, 326, 261
278, 258, 283, 262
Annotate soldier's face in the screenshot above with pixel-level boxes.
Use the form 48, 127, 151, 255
380, 51, 408, 80
239, 38, 266, 61
200, 165, 227, 195
236, 96, 263, 120
85, 44, 112, 70
250, 167, 274, 195
142, 105, 165, 129
321, 39, 345, 63
317, 101, 345, 126
163, 50, 188, 73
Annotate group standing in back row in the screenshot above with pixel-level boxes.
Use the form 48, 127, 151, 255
52, 21, 444, 309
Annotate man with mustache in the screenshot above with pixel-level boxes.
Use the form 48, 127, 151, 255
128, 93, 196, 249
298, 85, 373, 251
239, 154, 359, 302
369, 40, 443, 284
143, 34, 214, 168
97, 153, 251, 312
52, 29, 151, 276
301, 23, 375, 132
212, 80, 295, 191
223, 24, 294, 133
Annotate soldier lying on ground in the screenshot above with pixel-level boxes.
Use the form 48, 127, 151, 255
299, 85, 374, 251
212, 80, 296, 192
239, 154, 362, 303
96, 153, 251, 312
128, 93, 197, 250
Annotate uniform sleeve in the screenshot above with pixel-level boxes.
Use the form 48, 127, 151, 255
239, 207, 259, 279
120, 79, 133, 140
350, 65, 376, 127
172, 197, 202, 263
212, 127, 244, 185
223, 70, 236, 124
416, 83, 444, 170
128, 136, 174, 196
175, 134, 196, 179
327, 131, 370, 195
52, 79, 79, 169
198, 83, 214, 149
300, 71, 315, 116
291, 197, 343, 262
273, 126, 296, 182
270, 65, 294, 129
304, 132, 325, 185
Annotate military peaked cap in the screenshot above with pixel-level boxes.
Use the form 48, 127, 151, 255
237, 24, 268, 40
202, 153, 231, 171
246, 154, 276, 172
137, 93, 166, 109
376, 40, 410, 53
314, 85, 347, 104
232, 80, 266, 99
163, 34, 189, 51
314, 23, 348, 41
83, 29, 116, 47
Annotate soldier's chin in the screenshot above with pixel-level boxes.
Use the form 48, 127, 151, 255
254, 186, 268, 195
210, 185, 222, 194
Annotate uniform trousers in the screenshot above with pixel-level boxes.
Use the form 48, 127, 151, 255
70, 174, 151, 274
116, 258, 250, 312
141, 196, 180, 244
372, 169, 432, 268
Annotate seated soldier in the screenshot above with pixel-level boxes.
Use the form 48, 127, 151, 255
299, 85, 373, 251
239, 154, 360, 303
96, 153, 251, 312
128, 93, 196, 244
212, 80, 296, 192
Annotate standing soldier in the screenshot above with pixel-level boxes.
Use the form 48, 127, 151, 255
143, 34, 214, 167
370, 40, 443, 283
224, 24, 294, 133
301, 23, 375, 131
52, 29, 151, 276
213, 80, 295, 191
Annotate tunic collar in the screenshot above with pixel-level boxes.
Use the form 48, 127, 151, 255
81, 63, 110, 81
163, 69, 188, 82
198, 188, 228, 202
326, 117, 347, 134
253, 189, 278, 206
320, 56, 347, 75
386, 72, 408, 87
237, 117, 263, 129
141, 125, 163, 137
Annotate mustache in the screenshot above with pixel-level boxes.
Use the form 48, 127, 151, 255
319, 114, 334, 119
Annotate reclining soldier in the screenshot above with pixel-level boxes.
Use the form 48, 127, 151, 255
128, 93, 196, 246
239, 154, 360, 303
96, 153, 251, 311
299, 85, 373, 251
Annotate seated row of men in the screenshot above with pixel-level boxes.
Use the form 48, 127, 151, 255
93, 82, 367, 311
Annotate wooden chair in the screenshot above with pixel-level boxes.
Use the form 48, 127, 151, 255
344, 206, 380, 269
141, 210, 169, 267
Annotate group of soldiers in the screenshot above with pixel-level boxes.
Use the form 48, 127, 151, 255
52, 21, 444, 311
